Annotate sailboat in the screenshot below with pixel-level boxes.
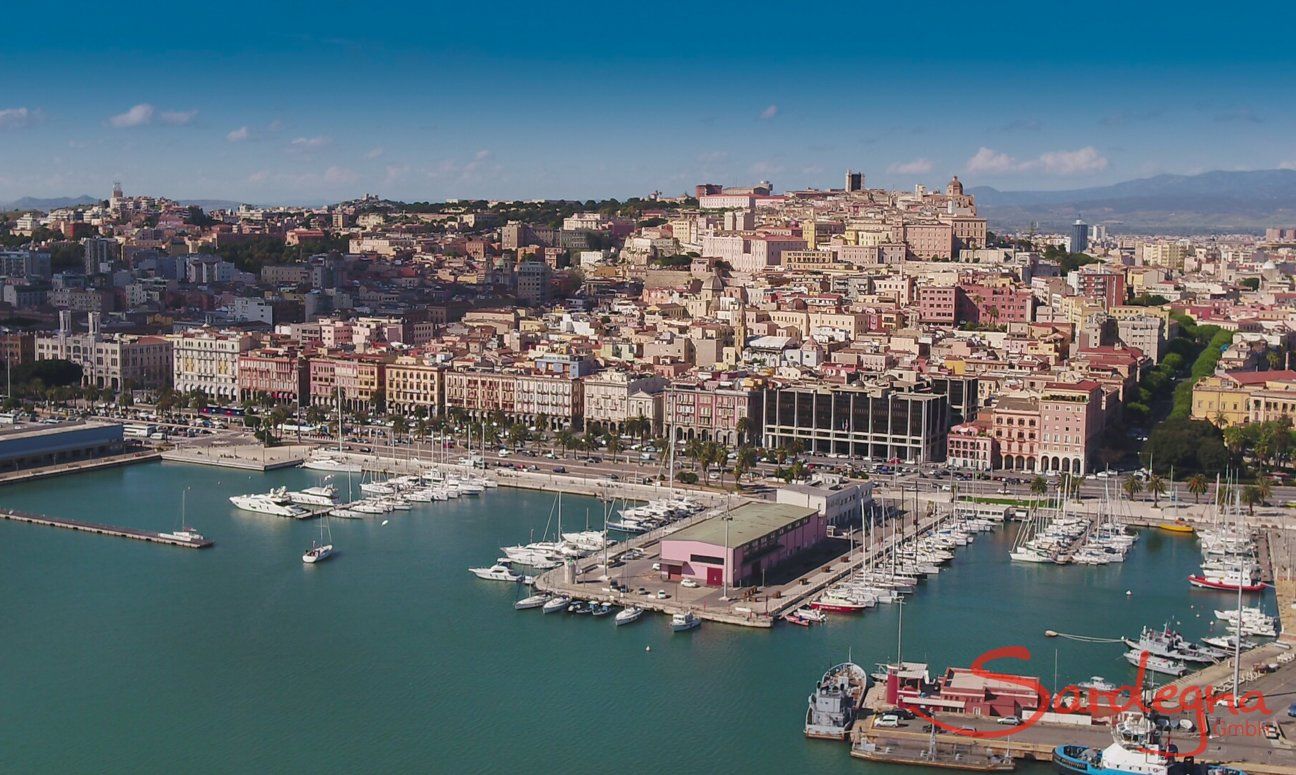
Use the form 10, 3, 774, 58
302, 514, 335, 563
303, 387, 363, 473
159, 487, 205, 542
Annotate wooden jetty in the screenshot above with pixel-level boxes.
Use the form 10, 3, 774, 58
0, 508, 213, 548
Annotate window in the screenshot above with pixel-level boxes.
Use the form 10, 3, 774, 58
690, 553, 724, 565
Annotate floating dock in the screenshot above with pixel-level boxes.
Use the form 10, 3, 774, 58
0, 508, 213, 548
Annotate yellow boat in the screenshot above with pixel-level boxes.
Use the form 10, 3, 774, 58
1158, 518, 1195, 534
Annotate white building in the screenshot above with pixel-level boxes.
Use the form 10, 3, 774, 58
170, 329, 257, 400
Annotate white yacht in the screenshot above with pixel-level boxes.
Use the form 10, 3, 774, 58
615, 606, 644, 626
287, 484, 338, 506
301, 457, 362, 473
230, 488, 308, 518
469, 564, 522, 582
515, 593, 550, 610
302, 516, 335, 563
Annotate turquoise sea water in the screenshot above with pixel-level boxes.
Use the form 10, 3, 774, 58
0, 462, 1273, 773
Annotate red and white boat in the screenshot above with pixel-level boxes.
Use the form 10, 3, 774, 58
1188, 573, 1266, 593
810, 596, 870, 613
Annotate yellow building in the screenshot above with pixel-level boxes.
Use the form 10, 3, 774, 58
1191, 371, 1296, 427
385, 357, 445, 415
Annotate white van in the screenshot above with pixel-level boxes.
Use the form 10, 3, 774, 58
875, 714, 901, 728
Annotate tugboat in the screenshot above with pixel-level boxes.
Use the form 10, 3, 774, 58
1055, 711, 1246, 775
804, 662, 870, 739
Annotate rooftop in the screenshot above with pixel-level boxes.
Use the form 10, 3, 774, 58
665, 501, 818, 548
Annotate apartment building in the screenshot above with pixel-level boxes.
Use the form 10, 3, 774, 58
237, 347, 310, 404
384, 357, 445, 416
170, 329, 256, 400
308, 354, 388, 411
583, 371, 667, 434
665, 378, 762, 446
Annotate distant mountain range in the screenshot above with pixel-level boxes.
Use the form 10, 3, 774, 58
1, 195, 247, 212
970, 169, 1296, 234
1, 195, 100, 211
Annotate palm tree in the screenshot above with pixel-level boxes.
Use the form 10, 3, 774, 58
1242, 485, 1263, 515
1056, 473, 1081, 500
734, 445, 758, 483
1186, 474, 1209, 504
555, 428, 574, 458
684, 438, 704, 472
1029, 476, 1047, 496
390, 414, 409, 442
1121, 475, 1144, 501
1257, 477, 1273, 505
1146, 474, 1167, 506
736, 416, 751, 447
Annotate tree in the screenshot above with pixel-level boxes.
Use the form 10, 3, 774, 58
555, 428, 574, 457
390, 414, 409, 441
1121, 475, 1144, 501
1146, 474, 1167, 506
1142, 418, 1231, 476
1029, 476, 1048, 496
1056, 473, 1081, 500
1187, 474, 1209, 504
736, 416, 751, 446
305, 405, 326, 427
734, 445, 758, 483
1257, 477, 1273, 505
1242, 485, 1263, 515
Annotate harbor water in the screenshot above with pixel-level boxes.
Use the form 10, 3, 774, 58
0, 462, 1271, 773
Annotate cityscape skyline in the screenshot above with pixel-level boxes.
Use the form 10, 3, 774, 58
2, 1, 1295, 203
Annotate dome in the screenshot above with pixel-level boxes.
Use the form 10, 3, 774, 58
947, 175, 964, 196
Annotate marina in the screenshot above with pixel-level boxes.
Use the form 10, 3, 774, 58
3, 458, 1296, 773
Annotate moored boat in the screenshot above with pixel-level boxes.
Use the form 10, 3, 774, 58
805, 662, 869, 739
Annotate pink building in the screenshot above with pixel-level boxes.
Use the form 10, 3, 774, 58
1037, 380, 1104, 475
958, 284, 1034, 324
946, 422, 998, 471
917, 286, 957, 324
658, 502, 823, 587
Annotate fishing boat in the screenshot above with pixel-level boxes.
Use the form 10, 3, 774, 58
514, 593, 549, 610
614, 606, 644, 626
302, 515, 334, 564
1054, 711, 1245, 775
1201, 634, 1257, 652
804, 662, 869, 739
542, 596, 570, 614
671, 611, 700, 632
469, 563, 522, 582
1122, 650, 1187, 676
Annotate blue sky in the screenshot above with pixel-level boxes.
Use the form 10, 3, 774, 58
2, 0, 1294, 204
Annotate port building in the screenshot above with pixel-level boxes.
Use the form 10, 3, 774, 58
658, 502, 824, 588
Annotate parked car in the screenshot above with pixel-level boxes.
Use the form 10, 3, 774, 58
996, 716, 1021, 726
553, 466, 567, 474
874, 714, 901, 728
681, 578, 699, 588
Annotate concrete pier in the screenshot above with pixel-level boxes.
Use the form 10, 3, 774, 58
0, 507, 212, 548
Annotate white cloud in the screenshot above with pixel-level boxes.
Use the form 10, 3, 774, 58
364, 146, 384, 160
1280, 161, 1296, 171
290, 135, 331, 150
324, 166, 358, 184
759, 104, 779, 120
226, 126, 250, 143
966, 145, 1108, 176
966, 147, 1021, 174
109, 103, 155, 128
1037, 146, 1108, 175
383, 164, 410, 185
159, 109, 197, 126
0, 107, 39, 129
888, 158, 933, 175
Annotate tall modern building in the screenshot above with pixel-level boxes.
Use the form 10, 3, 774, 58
1071, 218, 1090, 254
844, 170, 864, 192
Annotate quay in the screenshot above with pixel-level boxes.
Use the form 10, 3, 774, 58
0, 449, 159, 486
161, 443, 311, 471
0, 507, 213, 548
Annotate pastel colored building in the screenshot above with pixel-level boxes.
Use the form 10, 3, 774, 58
658, 502, 824, 588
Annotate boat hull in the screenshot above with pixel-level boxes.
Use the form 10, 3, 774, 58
1188, 575, 1265, 593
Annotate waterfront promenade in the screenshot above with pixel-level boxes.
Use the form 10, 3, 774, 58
161, 442, 312, 471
